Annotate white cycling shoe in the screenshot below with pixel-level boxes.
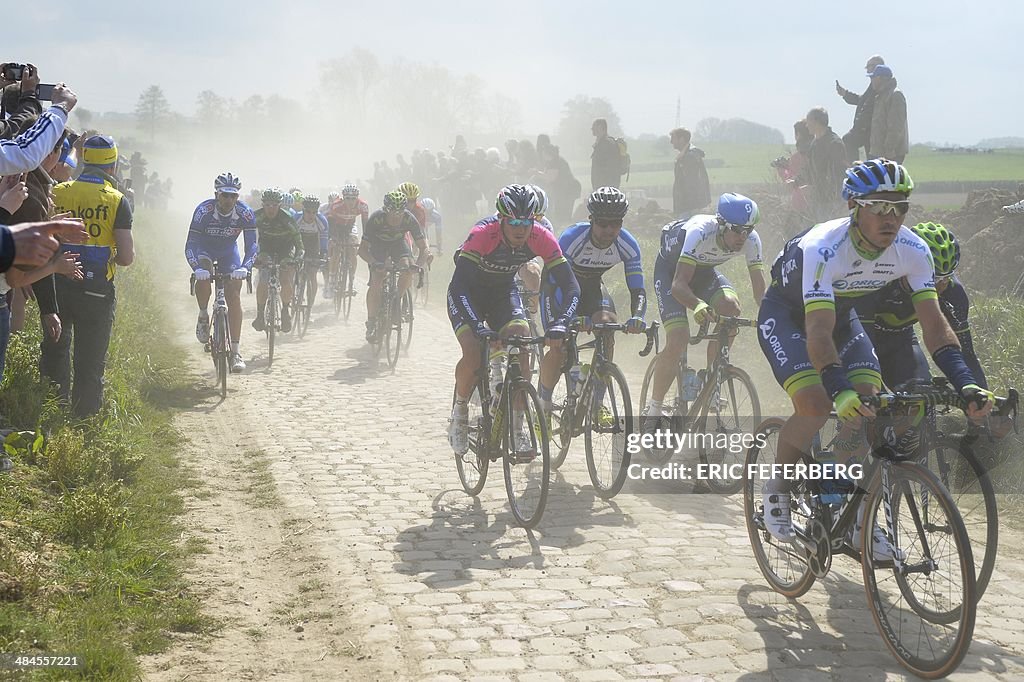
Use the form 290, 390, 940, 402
1002, 199, 1024, 214
230, 353, 246, 373
448, 412, 469, 455
761, 490, 796, 542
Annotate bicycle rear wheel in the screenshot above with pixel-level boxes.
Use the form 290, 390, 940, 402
453, 386, 489, 495
922, 436, 997, 602
743, 418, 816, 598
293, 269, 306, 336
402, 290, 414, 352
862, 461, 976, 678
584, 363, 632, 499
698, 366, 761, 495
637, 353, 684, 464
503, 381, 550, 529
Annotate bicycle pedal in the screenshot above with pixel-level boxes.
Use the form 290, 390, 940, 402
203, 341, 212, 353
514, 452, 537, 464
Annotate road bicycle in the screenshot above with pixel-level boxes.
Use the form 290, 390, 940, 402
452, 333, 550, 528
293, 256, 325, 338
260, 261, 290, 367
190, 263, 250, 398
744, 384, 1017, 678
549, 321, 659, 498
333, 241, 357, 321
369, 262, 423, 371
639, 316, 761, 493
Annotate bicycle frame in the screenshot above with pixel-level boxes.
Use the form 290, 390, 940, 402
472, 335, 543, 459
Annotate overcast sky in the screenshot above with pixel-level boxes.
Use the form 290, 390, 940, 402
13, 0, 1020, 145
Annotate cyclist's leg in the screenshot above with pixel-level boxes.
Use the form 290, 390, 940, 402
648, 254, 691, 411
305, 259, 319, 300
195, 255, 213, 312
255, 264, 269, 312
706, 269, 742, 366
518, 258, 542, 314
227, 279, 243, 343
395, 239, 415, 296
279, 263, 295, 307
365, 242, 386, 322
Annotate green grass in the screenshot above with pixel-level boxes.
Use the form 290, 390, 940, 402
569, 143, 1024, 191
0, 219, 210, 680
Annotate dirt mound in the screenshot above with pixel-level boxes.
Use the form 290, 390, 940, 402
928, 188, 1020, 242
960, 214, 1024, 295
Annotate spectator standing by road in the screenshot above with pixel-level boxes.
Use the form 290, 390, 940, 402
590, 118, 622, 190
867, 64, 909, 163
804, 107, 849, 219
45, 134, 134, 416
669, 127, 710, 219
836, 55, 884, 162
535, 144, 581, 227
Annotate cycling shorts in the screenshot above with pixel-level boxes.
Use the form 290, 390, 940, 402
447, 282, 528, 337
366, 238, 412, 266
756, 290, 881, 397
869, 328, 930, 390
540, 276, 614, 331
194, 246, 241, 273
300, 233, 321, 257
328, 219, 357, 241
653, 254, 735, 330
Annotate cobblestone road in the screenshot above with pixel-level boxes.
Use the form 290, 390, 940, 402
189, 287, 1024, 681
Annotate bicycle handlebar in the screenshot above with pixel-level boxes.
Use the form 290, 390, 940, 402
689, 316, 757, 345
862, 380, 1018, 426
571, 321, 661, 356
190, 271, 253, 295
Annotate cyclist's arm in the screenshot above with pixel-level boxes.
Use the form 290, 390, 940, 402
916, 297, 978, 392
290, 225, 304, 261
670, 260, 700, 309
619, 229, 646, 319
746, 232, 766, 303
941, 283, 987, 389
546, 258, 580, 330
449, 255, 486, 333
184, 204, 206, 270
240, 210, 258, 270
749, 267, 767, 304
357, 239, 370, 263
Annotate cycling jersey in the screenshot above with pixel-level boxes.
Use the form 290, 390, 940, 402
297, 212, 328, 258
758, 217, 936, 397
409, 201, 427, 231
185, 198, 258, 273
254, 207, 302, 262
327, 198, 369, 239
448, 216, 579, 336
554, 221, 646, 319
859, 277, 987, 389
678, 215, 763, 271
361, 209, 424, 244
652, 215, 756, 330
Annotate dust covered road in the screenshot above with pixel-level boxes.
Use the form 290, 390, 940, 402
146, 277, 1024, 681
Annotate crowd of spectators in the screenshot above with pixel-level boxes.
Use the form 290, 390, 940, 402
0, 63, 137, 463
367, 132, 584, 235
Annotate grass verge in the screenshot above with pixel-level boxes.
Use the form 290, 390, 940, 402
0, 223, 210, 680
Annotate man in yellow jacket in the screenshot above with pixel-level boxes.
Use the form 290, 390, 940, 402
47, 134, 134, 416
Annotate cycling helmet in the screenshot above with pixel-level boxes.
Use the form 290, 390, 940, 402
495, 184, 540, 220
341, 183, 360, 199
842, 157, 914, 200
911, 222, 960, 276
214, 172, 242, 195
290, 189, 303, 203
421, 197, 436, 212
716, 192, 760, 227
383, 190, 407, 212
262, 187, 283, 203
397, 182, 421, 200
587, 187, 629, 221
327, 191, 340, 204
302, 194, 321, 209
529, 184, 549, 217
282, 193, 295, 209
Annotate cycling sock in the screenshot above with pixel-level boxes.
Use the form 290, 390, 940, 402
453, 399, 469, 416
764, 476, 790, 496
646, 399, 663, 416
538, 383, 553, 402
231, 342, 239, 354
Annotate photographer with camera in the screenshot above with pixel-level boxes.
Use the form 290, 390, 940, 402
0, 62, 78, 174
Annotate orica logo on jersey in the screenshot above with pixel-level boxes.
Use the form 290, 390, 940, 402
759, 318, 789, 366
780, 258, 797, 286
833, 279, 888, 290
898, 236, 926, 252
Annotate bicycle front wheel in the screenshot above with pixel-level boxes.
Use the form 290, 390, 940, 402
637, 353, 683, 464
503, 381, 550, 529
584, 363, 633, 499
341, 264, 354, 320
402, 290, 414, 352
453, 386, 488, 496
213, 310, 228, 398
384, 296, 402, 371
922, 436, 997, 602
698, 366, 761, 495
743, 418, 816, 598
862, 461, 976, 678
266, 293, 279, 366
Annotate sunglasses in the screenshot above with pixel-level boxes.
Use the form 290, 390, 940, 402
505, 218, 533, 227
854, 198, 911, 217
723, 223, 754, 237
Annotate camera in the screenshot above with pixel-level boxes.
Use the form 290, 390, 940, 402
2, 63, 25, 81
36, 83, 55, 100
